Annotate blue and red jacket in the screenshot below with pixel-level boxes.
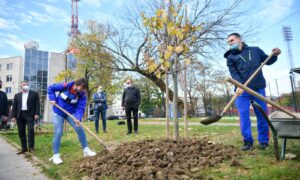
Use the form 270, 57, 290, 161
225, 43, 277, 91
47, 81, 87, 121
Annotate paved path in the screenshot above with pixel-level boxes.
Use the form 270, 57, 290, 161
0, 137, 49, 180
139, 121, 257, 127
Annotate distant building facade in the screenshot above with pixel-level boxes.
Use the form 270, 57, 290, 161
0, 56, 24, 106
0, 41, 65, 122
23, 46, 65, 122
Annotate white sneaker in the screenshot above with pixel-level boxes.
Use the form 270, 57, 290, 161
49, 153, 63, 165
83, 147, 96, 157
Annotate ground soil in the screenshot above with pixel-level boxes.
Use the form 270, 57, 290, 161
76, 138, 239, 180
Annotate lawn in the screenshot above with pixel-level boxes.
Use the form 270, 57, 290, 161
139, 116, 257, 123
1, 119, 299, 179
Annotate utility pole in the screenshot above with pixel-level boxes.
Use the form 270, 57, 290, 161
275, 79, 281, 106
282, 26, 298, 112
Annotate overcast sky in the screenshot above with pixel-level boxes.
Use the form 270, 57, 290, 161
0, 0, 299, 96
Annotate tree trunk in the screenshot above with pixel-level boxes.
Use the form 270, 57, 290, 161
165, 68, 170, 139
183, 61, 188, 138
171, 56, 179, 142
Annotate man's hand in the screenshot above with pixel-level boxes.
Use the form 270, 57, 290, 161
11, 118, 17, 123
272, 48, 281, 56
74, 119, 81, 127
34, 115, 39, 120
50, 101, 56, 105
236, 87, 244, 96
2, 116, 8, 123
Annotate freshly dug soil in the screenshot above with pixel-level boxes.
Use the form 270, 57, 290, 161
77, 138, 239, 180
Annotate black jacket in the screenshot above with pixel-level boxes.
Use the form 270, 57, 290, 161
0, 91, 8, 117
122, 86, 141, 107
12, 90, 40, 119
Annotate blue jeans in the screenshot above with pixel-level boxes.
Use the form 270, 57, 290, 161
235, 88, 269, 145
52, 113, 88, 154
94, 108, 106, 132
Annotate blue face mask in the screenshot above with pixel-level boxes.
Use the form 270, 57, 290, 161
230, 43, 240, 50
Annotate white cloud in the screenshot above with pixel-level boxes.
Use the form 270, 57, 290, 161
1, 34, 25, 51
258, 0, 294, 22
82, 0, 102, 7
0, 17, 20, 30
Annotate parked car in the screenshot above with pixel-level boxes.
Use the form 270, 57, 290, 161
106, 115, 119, 120
87, 115, 95, 122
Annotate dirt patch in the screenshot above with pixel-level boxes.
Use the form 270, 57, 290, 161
76, 138, 239, 179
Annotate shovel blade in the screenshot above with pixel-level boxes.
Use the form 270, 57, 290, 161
200, 115, 222, 125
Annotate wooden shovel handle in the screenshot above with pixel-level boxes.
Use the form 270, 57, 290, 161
221, 52, 275, 116
53, 103, 108, 149
226, 77, 298, 119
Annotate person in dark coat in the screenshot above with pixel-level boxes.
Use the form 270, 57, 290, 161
0, 80, 9, 129
225, 33, 281, 151
12, 81, 40, 154
122, 78, 141, 134
93, 85, 108, 133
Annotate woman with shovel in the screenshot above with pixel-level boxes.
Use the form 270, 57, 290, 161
48, 78, 96, 165
225, 33, 281, 151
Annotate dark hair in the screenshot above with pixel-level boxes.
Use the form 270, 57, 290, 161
0, 80, 2, 89
74, 78, 88, 89
227, 33, 241, 38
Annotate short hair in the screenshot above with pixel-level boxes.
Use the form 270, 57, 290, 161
74, 78, 88, 89
227, 33, 241, 38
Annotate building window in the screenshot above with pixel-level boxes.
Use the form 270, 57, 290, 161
7, 63, 13, 70
6, 75, 12, 82
5, 87, 12, 94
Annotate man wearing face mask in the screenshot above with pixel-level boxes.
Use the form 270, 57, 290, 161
12, 81, 40, 154
0, 80, 9, 129
47, 78, 96, 165
225, 33, 281, 151
122, 78, 141, 134
93, 85, 108, 133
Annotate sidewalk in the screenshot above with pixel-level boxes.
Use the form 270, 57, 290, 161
0, 137, 49, 180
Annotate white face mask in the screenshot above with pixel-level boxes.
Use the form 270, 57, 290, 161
125, 83, 132, 88
22, 85, 29, 91
98, 88, 103, 92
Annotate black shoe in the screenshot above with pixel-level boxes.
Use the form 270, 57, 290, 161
17, 149, 28, 155
126, 131, 132, 135
241, 142, 253, 151
259, 143, 269, 150
29, 148, 35, 153
95, 130, 99, 134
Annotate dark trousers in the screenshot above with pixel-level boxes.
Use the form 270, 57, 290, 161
125, 105, 139, 133
94, 108, 107, 132
17, 111, 35, 150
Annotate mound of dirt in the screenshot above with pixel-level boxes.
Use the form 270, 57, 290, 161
77, 139, 239, 180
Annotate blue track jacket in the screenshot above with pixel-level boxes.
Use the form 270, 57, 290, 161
47, 81, 87, 121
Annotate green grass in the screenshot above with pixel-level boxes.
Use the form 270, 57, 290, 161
139, 116, 257, 123
1, 119, 300, 179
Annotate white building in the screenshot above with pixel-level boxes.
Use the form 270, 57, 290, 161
0, 56, 24, 105
0, 41, 65, 122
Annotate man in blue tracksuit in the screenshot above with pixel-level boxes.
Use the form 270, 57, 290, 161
225, 33, 281, 151
48, 78, 96, 165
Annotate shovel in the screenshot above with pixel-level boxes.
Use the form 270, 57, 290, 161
53, 103, 109, 150
225, 77, 298, 119
201, 52, 275, 125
